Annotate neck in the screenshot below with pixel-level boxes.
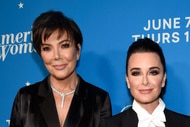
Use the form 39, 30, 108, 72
50, 73, 78, 92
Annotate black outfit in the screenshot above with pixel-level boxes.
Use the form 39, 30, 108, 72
100, 107, 190, 127
10, 75, 112, 127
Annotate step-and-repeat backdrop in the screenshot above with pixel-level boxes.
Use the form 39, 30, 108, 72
1, 0, 190, 126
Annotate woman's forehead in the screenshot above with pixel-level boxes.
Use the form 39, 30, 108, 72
128, 52, 162, 67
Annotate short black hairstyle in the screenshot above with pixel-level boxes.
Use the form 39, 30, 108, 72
32, 10, 83, 54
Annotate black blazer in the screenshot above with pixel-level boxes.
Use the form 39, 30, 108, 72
10, 75, 112, 127
100, 107, 190, 127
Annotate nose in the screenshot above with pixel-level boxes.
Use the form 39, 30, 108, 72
54, 48, 61, 60
142, 75, 149, 86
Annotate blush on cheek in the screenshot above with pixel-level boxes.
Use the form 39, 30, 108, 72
41, 53, 53, 63
67, 53, 77, 62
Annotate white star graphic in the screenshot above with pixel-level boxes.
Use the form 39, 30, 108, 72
25, 81, 31, 86
6, 120, 10, 126
18, 2, 24, 9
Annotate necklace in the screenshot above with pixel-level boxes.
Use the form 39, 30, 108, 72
51, 86, 75, 108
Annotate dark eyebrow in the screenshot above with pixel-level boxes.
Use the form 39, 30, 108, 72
129, 66, 160, 72
59, 39, 72, 44
41, 39, 71, 46
129, 68, 140, 72
41, 43, 50, 46
149, 67, 160, 70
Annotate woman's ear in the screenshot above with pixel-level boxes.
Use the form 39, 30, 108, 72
77, 44, 81, 60
126, 75, 130, 89
162, 73, 167, 87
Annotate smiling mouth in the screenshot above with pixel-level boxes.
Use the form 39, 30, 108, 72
53, 64, 66, 70
139, 89, 152, 94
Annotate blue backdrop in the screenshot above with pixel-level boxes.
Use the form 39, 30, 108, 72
1, 0, 190, 126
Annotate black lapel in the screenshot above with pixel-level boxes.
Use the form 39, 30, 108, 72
123, 108, 138, 127
38, 77, 60, 127
63, 94, 84, 127
63, 76, 87, 127
164, 109, 171, 127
